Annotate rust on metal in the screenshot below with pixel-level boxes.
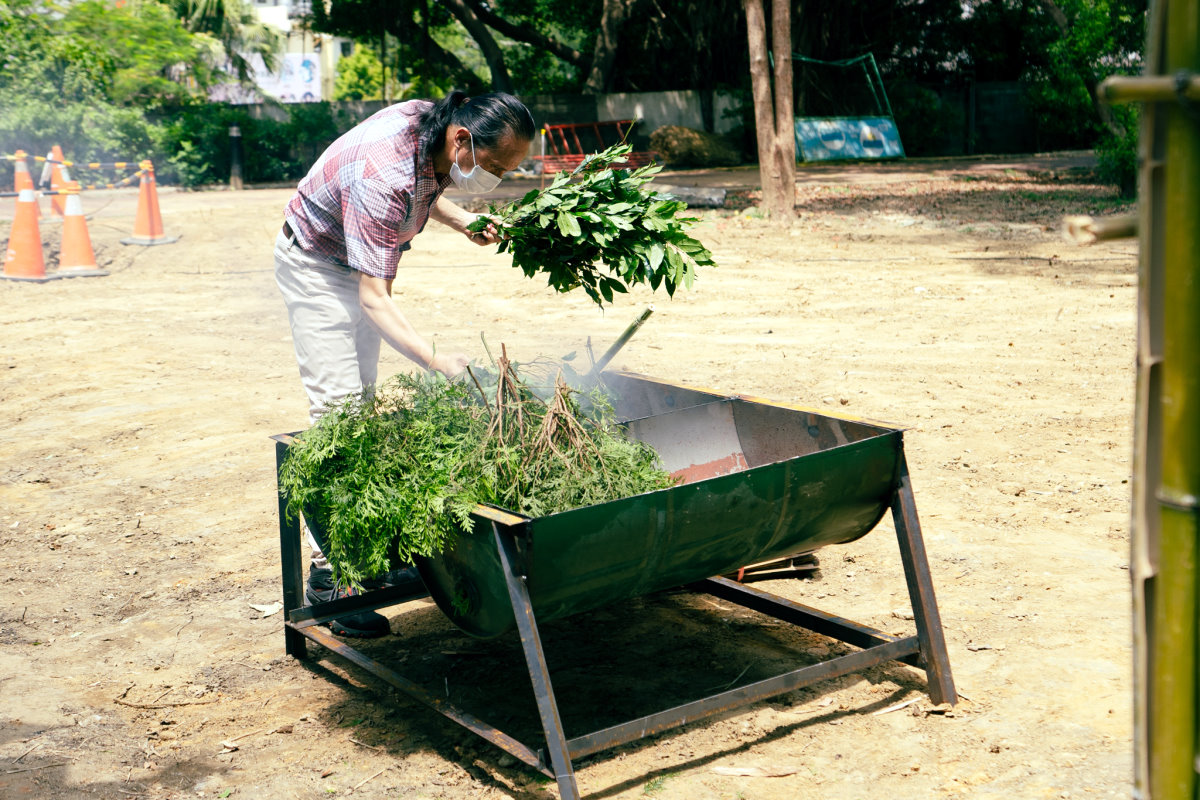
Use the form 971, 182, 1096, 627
670, 451, 749, 483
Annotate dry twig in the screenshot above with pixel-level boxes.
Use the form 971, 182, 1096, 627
11, 742, 42, 763
352, 766, 388, 791
114, 697, 215, 710
4, 762, 69, 775
871, 697, 921, 716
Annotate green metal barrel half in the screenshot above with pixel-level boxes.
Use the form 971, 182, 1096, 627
417, 373, 904, 639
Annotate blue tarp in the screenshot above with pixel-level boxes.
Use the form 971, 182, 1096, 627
794, 117, 905, 161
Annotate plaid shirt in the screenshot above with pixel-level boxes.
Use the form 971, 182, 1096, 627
284, 100, 452, 280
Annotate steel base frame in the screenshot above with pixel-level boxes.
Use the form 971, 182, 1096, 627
275, 441, 956, 800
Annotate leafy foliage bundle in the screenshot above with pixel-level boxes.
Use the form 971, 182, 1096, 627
278, 358, 677, 589
467, 143, 716, 307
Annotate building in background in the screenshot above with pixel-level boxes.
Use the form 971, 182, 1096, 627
212, 0, 348, 103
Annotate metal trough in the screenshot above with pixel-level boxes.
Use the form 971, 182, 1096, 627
273, 372, 956, 800
418, 372, 902, 639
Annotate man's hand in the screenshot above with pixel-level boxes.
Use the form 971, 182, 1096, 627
467, 215, 502, 246
429, 352, 470, 378
434, 195, 502, 246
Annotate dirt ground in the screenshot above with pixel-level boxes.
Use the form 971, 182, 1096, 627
0, 156, 1135, 800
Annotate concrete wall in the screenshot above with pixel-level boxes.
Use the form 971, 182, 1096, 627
524, 90, 742, 152
240, 90, 747, 165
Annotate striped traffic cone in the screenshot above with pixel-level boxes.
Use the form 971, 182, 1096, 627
12, 150, 41, 218
120, 160, 179, 246
3, 188, 58, 282
57, 183, 107, 279
46, 146, 71, 217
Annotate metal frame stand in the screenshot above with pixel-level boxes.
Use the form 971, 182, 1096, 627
275, 440, 956, 800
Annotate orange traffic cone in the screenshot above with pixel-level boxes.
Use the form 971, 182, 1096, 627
12, 150, 41, 218
3, 188, 57, 282
57, 184, 107, 279
46, 146, 71, 217
121, 160, 178, 246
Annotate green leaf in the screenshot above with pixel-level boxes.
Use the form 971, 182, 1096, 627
666, 247, 684, 283
648, 242, 665, 271
556, 211, 581, 238
466, 215, 492, 234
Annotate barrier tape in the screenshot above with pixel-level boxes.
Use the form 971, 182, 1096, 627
4, 153, 147, 170
75, 170, 147, 190
0, 169, 146, 194
42, 158, 141, 170
0, 189, 81, 198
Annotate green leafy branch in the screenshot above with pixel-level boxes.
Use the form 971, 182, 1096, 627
279, 360, 677, 590
467, 142, 717, 307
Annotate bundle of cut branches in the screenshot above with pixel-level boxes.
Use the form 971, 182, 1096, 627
278, 351, 677, 589
467, 142, 716, 307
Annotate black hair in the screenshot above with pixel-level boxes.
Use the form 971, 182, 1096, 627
419, 90, 536, 163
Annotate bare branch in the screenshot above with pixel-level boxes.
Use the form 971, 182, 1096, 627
437, 0, 515, 92
468, 1, 588, 68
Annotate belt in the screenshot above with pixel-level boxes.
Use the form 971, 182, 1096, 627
282, 220, 294, 239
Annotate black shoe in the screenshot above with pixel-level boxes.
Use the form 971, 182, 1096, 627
306, 568, 390, 639
382, 565, 424, 593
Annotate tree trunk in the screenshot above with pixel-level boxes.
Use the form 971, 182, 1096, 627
381, 30, 389, 103
438, 0, 515, 93
420, 0, 430, 69
771, 0, 795, 186
744, 0, 795, 219
584, 0, 635, 94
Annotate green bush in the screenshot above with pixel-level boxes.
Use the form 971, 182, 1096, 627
333, 46, 384, 101
1023, 71, 1102, 152
156, 102, 343, 187
0, 97, 163, 168
1096, 104, 1138, 198
886, 80, 964, 157
2, 95, 349, 189
284, 102, 344, 169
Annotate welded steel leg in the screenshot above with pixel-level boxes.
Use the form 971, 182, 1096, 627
890, 452, 957, 705
276, 440, 307, 659
493, 523, 580, 800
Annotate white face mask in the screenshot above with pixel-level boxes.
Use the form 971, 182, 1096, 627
450, 132, 502, 194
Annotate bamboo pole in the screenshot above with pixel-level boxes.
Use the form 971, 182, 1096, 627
1123, 0, 1200, 796
1151, 0, 1200, 790
1100, 74, 1200, 104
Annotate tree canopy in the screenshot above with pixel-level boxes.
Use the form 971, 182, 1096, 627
305, 0, 1134, 125
0, 0, 1147, 191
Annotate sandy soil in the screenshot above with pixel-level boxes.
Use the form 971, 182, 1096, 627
0, 159, 1135, 800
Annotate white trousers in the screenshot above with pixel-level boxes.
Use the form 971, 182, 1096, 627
274, 229, 383, 568
273, 230, 382, 424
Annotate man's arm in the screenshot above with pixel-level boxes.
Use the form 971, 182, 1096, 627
431, 195, 500, 245
357, 274, 469, 377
